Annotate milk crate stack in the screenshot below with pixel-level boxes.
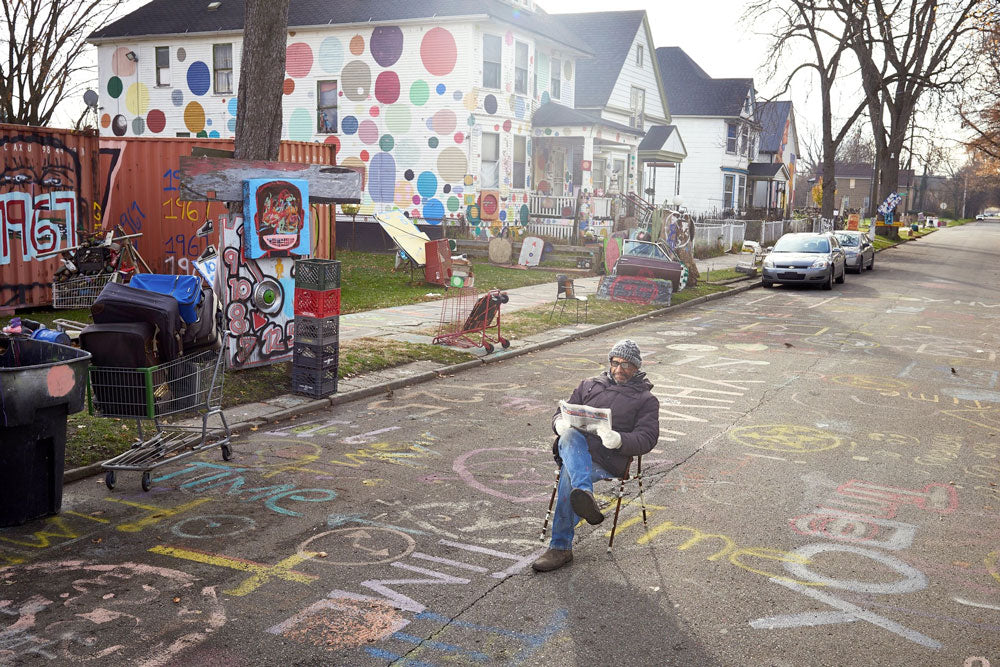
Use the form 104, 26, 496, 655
292, 259, 341, 397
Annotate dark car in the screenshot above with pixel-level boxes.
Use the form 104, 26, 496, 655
613, 239, 688, 291
834, 230, 875, 273
762, 232, 846, 290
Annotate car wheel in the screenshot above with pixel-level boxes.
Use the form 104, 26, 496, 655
762, 278, 774, 288
835, 265, 845, 284
822, 270, 834, 290
867, 255, 875, 271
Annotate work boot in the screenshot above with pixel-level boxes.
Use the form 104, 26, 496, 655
532, 548, 573, 572
570, 488, 605, 525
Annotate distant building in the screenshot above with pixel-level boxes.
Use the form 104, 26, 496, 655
813, 163, 916, 216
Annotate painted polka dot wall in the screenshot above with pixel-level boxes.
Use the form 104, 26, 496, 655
97, 23, 573, 226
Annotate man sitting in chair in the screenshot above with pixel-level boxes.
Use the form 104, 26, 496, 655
533, 339, 660, 572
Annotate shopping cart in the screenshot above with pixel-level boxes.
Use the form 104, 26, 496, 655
89, 334, 231, 491
46, 229, 150, 309
432, 287, 510, 353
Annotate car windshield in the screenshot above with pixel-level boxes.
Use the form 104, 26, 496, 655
772, 236, 830, 253
834, 234, 859, 247
623, 241, 668, 260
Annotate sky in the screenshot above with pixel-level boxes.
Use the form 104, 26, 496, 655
60, 0, 968, 170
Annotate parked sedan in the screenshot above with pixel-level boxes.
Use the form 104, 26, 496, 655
762, 232, 846, 290
834, 230, 875, 273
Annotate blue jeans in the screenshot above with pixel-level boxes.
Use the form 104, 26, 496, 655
550, 429, 612, 550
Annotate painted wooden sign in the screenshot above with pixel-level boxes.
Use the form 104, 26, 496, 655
178, 156, 362, 204
242, 178, 310, 259
596, 276, 672, 305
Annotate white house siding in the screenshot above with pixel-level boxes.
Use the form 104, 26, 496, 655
94, 19, 580, 227
604, 22, 666, 126
672, 116, 737, 214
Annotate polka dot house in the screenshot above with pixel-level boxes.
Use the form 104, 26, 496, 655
95, 17, 571, 227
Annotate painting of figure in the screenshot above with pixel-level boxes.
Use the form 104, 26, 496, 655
243, 178, 310, 258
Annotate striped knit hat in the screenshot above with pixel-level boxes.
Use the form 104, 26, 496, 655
608, 339, 642, 368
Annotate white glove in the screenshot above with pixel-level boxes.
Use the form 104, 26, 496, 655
554, 416, 571, 437
596, 424, 622, 449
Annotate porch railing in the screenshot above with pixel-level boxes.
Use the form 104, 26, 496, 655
525, 219, 614, 241
528, 194, 616, 219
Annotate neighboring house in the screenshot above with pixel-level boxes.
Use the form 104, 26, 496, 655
753, 100, 799, 218
533, 10, 686, 219
655, 46, 760, 216
812, 163, 916, 216
87, 0, 593, 227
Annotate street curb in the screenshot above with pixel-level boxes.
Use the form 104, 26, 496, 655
63, 280, 759, 484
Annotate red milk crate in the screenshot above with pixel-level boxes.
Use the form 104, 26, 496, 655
294, 287, 341, 318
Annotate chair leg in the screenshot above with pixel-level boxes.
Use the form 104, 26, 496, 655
548, 298, 558, 321
607, 476, 628, 551
539, 467, 561, 542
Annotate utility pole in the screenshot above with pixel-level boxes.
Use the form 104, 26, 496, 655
961, 171, 968, 219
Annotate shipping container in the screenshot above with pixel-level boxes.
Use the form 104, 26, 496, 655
0, 125, 101, 310
1, 124, 338, 309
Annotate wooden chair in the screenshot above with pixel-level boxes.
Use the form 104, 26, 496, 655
538, 455, 648, 551
548, 274, 588, 323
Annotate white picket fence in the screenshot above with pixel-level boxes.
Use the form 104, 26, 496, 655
692, 221, 746, 251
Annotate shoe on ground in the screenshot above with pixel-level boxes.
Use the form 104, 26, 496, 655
532, 548, 573, 572
570, 488, 605, 525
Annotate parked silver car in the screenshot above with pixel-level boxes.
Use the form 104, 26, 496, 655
834, 230, 875, 273
762, 232, 846, 290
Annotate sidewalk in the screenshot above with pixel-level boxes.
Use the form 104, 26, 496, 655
65, 251, 756, 481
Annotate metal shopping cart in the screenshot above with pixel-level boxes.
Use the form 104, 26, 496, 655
46, 228, 151, 309
90, 334, 231, 491
432, 287, 510, 353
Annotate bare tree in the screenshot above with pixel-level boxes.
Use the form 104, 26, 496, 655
836, 0, 986, 213
744, 0, 871, 218
957, 6, 1000, 159
1, 0, 126, 126
233, 0, 290, 161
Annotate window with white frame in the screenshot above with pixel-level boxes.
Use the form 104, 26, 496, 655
513, 136, 527, 189
550, 57, 561, 99
629, 87, 645, 129
739, 125, 749, 156
726, 123, 737, 154
737, 174, 746, 209
317, 80, 338, 134
636, 44, 644, 67
155, 47, 170, 86
481, 132, 500, 188
515, 41, 528, 95
213, 43, 233, 94
723, 174, 735, 209
483, 34, 501, 89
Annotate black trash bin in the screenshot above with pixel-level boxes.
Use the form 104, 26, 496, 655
0, 337, 91, 526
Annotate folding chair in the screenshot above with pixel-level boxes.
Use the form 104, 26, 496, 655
547, 274, 588, 323
538, 455, 648, 552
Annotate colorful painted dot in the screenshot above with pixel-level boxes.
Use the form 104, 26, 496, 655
541, 91, 551, 105
436, 83, 446, 95
453, 90, 463, 101
447, 196, 460, 212
379, 134, 394, 152
227, 118, 237, 132
423, 198, 445, 223
131, 117, 145, 135
319, 36, 344, 73
286, 42, 314, 78
416, 171, 438, 198
467, 114, 476, 126
187, 61, 210, 96
360, 150, 370, 161
283, 78, 295, 95
342, 115, 359, 134
503, 119, 512, 132
369, 106, 380, 117
375, 70, 400, 105
358, 119, 378, 144
428, 137, 439, 149
209, 130, 220, 138
107, 77, 123, 99
370, 26, 403, 67
420, 28, 457, 76
146, 109, 166, 133
410, 80, 430, 106
287, 108, 312, 141
228, 98, 238, 115
454, 132, 464, 144
412, 195, 421, 205
483, 94, 498, 114
349, 34, 365, 55
172, 89, 184, 107
404, 169, 414, 180
368, 151, 395, 203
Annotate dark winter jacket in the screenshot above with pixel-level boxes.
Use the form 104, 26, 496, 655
551, 371, 660, 478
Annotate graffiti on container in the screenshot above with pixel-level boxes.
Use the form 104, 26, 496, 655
0, 132, 84, 265
221, 215, 294, 368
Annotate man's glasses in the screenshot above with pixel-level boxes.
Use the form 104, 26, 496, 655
609, 359, 634, 369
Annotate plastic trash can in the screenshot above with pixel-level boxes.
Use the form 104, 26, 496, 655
0, 338, 91, 526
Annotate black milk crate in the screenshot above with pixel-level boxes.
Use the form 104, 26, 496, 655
293, 341, 339, 370
294, 315, 340, 346
294, 259, 341, 291
291, 365, 338, 398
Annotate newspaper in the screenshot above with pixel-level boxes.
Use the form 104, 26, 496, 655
559, 400, 611, 432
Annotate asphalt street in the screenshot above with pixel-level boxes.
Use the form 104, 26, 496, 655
2, 222, 999, 666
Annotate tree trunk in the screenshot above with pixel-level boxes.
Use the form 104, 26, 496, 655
233, 0, 290, 161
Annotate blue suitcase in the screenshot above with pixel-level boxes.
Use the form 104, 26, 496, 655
129, 274, 202, 324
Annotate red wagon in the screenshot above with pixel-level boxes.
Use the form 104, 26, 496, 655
432, 287, 510, 353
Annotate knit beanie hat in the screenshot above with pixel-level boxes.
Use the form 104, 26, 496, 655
608, 339, 642, 368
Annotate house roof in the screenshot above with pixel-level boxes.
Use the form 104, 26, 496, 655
637, 124, 676, 152
89, 0, 593, 54
552, 11, 645, 109
815, 162, 915, 187
532, 102, 644, 136
748, 162, 787, 180
757, 100, 792, 154
655, 46, 753, 117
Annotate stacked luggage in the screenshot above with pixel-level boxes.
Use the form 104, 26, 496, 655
292, 259, 340, 398
81, 275, 219, 417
